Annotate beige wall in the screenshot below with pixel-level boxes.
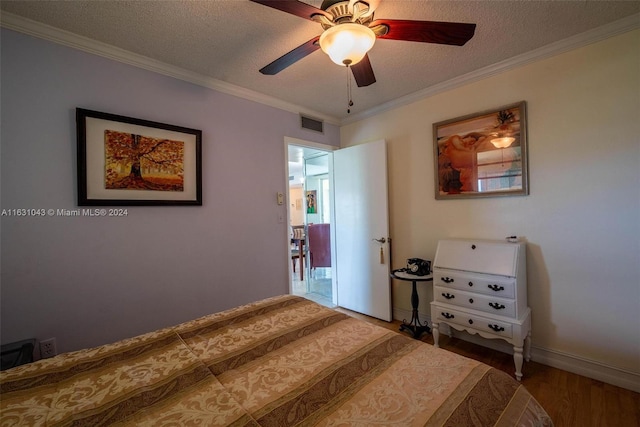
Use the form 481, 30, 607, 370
341, 30, 639, 379
289, 186, 305, 226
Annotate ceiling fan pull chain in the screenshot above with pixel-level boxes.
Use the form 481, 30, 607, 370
346, 65, 354, 114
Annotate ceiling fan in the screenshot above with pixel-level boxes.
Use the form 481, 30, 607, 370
251, 0, 476, 87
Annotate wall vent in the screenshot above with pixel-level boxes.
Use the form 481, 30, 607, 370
300, 114, 324, 133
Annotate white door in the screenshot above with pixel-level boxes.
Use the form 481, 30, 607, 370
334, 140, 391, 321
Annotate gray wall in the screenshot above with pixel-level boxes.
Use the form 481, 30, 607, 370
0, 29, 339, 354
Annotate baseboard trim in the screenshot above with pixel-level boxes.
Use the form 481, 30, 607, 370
392, 307, 640, 392
529, 346, 640, 393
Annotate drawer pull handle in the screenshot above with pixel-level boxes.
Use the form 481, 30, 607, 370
442, 277, 454, 283
489, 324, 505, 332
471, 244, 476, 249
468, 281, 474, 287
442, 312, 454, 319
442, 293, 455, 300
468, 319, 474, 325
488, 284, 505, 292
469, 298, 474, 304
489, 302, 506, 310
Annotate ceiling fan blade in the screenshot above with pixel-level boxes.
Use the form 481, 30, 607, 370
249, 0, 332, 21
351, 54, 376, 87
371, 19, 476, 46
259, 36, 321, 75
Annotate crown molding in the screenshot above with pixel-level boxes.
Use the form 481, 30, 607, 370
343, 13, 640, 125
0, 12, 342, 126
3, 12, 637, 128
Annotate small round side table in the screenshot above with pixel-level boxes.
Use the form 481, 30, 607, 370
390, 269, 433, 339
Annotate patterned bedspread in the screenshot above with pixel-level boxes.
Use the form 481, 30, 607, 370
1, 295, 553, 426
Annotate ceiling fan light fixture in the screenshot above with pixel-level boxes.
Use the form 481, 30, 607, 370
491, 137, 516, 148
319, 23, 376, 66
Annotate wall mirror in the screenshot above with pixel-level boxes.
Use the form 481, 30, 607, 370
433, 101, 528, 199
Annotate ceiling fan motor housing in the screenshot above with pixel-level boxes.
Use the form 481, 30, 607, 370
319, 0, 374, 28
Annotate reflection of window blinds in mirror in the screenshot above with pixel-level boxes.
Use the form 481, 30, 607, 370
476, 148, 523, 192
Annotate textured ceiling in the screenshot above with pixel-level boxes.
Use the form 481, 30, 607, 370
1, 1, 639, 123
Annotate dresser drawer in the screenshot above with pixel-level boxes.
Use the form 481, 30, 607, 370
433, 270, 516, 299
433, 304, 513, 339
434, 286, 516, 318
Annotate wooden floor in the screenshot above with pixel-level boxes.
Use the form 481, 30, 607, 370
334, 307, 640, 427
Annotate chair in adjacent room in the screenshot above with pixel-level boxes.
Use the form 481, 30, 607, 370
291, 225, 306, 280
307, 223, 331, 273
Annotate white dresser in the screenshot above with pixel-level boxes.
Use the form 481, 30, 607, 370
430, 238, 531, 380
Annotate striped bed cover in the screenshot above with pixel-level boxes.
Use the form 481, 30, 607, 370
1, 295, 553, 426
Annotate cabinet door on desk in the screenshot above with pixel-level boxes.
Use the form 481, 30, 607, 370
434, 240, 522, 277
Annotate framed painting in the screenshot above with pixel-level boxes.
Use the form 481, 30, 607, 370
306, 190, 317, 213
76, 108, 202, 206
433, 101, 528, 199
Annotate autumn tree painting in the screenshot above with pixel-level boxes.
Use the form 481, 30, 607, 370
105, 130, 184, 191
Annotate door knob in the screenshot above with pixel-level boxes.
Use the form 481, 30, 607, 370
372, 237, 386, 243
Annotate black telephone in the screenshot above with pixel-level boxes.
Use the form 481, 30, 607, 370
406, 258, 431, 276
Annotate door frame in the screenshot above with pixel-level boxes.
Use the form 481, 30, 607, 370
284, 137, 338, 305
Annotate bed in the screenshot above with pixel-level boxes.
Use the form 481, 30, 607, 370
0, 295, 552, 426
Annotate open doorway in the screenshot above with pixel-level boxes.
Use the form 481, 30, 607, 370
286, 139, 392, 320
286, 142, 336, 307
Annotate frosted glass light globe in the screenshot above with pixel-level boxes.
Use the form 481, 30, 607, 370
319, 23, 376, 66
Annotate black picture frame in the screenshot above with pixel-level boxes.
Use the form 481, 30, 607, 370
76, 108, 202, 206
